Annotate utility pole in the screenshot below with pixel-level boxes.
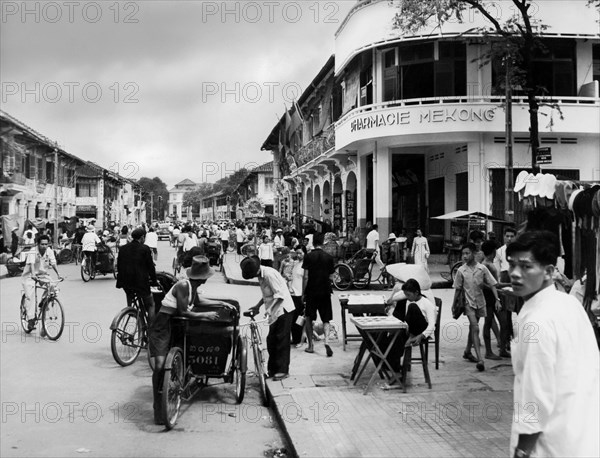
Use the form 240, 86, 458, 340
504, 56, 514, 224
150, 192, 154, 223
53, 147, 59, 246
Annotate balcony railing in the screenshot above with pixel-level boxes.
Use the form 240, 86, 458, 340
335, 95, 600, 130
294, 125, 336, 168
0, 171, 26, 185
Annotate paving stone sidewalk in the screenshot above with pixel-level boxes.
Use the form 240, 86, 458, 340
223, 252, 514, 457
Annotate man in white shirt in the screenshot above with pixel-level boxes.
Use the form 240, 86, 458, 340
81, 225, 101, 275
144, 227, 159, 261
366, 224, 384, 268
493, 226, 517, 357
507, 231, 599, 458
219, 227, 230, 252
242, 256, 293, 381
21, 235, 63, 331
236, 226, 245, 255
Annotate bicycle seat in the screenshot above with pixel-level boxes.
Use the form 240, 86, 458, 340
243, 309, 258, 318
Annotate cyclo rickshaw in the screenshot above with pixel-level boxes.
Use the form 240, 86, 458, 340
161, 300, 247, 430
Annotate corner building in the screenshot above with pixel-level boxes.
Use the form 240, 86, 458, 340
268, 0, 600, 246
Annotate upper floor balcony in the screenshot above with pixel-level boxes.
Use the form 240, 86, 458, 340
335, 0, 600, 75
335, 95, 600, 151
290, 125, 336, 170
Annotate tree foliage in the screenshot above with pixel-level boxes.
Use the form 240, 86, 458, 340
136, 176, 169, 221
183, 183, 214, 214
213, 168, 250, 206
392, 0, 566, 172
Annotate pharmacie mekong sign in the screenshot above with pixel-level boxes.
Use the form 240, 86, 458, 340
350, 107, 496, 132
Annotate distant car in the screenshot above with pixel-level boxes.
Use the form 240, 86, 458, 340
157, 223, 171, 241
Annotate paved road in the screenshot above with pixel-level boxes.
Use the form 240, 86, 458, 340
0, 241, 289, 458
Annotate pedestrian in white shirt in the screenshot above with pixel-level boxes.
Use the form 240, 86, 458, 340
236, 226, 245, 255
366, 224, 384, 268
493, 226, 518, 357
507, 230, 599, 458
144, 227, 159, 261
219, 227, 230, 252
81, 225, 101, 274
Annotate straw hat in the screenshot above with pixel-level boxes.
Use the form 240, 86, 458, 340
186, 256, 214, 280
388, 233, 397, 240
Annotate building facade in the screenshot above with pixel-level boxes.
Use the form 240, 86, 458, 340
168, 178, 198, 221
264, 0, 600, 245
1, 111, 83, 232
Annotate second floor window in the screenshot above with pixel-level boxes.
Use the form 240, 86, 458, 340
76, 181, 98, 197
382, 41, 466, 102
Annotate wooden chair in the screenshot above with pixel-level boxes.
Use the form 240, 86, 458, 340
401, 297, 442, 391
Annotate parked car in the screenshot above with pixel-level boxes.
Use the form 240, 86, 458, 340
157, 223, 171, 241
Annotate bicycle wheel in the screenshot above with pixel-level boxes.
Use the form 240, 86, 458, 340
252, 332, 269, 407
450, 261, 462, 283
58, 249, 73, 264
172, 257, 180, 276
41, 298, 65, 341
332, 264, 352, 291
81, 257, 91, 282
162, 347, 184, 430
234, 336, 247, 404
20, 295, 33, 334
110, 309, 142, 366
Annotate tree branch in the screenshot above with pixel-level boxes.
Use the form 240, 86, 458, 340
461, 0, 511, 37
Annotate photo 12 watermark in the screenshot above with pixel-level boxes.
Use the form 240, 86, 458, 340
1, 82, 140, 104
200, 1, 341, 24
1, 1, 140, 24
201, 81, 302, 104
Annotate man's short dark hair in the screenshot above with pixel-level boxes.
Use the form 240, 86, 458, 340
481, 240, 497, 257
312, 232, 324, 246
38, 234, 50, 244
469, 230, 484, 242
131, 228, 146, 240
506, 230, 559, 266
504, 226, 517, 236
461, 242, 477, 253
372, 224, 378, 230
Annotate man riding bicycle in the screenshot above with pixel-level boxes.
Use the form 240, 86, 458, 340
21, 235, 63, 331
81, 225, 101, 276
116, 228, 158, 324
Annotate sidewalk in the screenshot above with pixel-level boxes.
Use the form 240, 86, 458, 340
222, 252, 452, 289
223, 252, 514, 458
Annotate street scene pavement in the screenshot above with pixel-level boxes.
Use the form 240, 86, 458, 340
0, 242, 289, 458
1, 246, 515, 458
221, 252, 515, 458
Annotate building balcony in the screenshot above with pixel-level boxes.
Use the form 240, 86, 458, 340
293, 126, 336, 169
335, 95, 600, 151
0, 170, 26, 185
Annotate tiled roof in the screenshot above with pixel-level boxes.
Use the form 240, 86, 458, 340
175, 178, 197, 186
251, 161, 273, 173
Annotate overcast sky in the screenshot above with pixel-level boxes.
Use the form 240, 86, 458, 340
1, 1, 355, 189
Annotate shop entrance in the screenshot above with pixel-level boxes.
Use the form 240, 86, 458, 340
391, 154, 425, 236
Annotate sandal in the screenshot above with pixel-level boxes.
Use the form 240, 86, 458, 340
304, 348, 314, 354
325, 345, 333, 357
463, 352, 478, 363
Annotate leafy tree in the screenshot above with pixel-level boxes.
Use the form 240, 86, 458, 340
137, 176, 169, 222
183, 183, 213, 216
213, 168, 250, 207
392, 0, 576, 172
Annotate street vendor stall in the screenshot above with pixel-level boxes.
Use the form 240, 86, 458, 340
513, 171, 600, 342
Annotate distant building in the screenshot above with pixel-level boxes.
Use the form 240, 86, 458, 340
235, 161, 275, 220
168, 178, 198, 221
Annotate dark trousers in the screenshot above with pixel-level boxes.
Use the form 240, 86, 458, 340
382, 303, 429, 372
290, 296, 304, 345
221, 240, 228, 252
260, 259, 273, 268
237, 241, 243, 255
266, 311, 292, 376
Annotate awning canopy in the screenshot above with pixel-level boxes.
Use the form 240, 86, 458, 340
431, 211, 507, 223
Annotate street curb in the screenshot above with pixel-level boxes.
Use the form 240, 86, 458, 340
264, 388, 299, 458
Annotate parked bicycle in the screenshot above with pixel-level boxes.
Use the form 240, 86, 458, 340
20, 277, 65, 340
242, 309, 269, 407
332, 249, 395, 291
110, 289, 156, 367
